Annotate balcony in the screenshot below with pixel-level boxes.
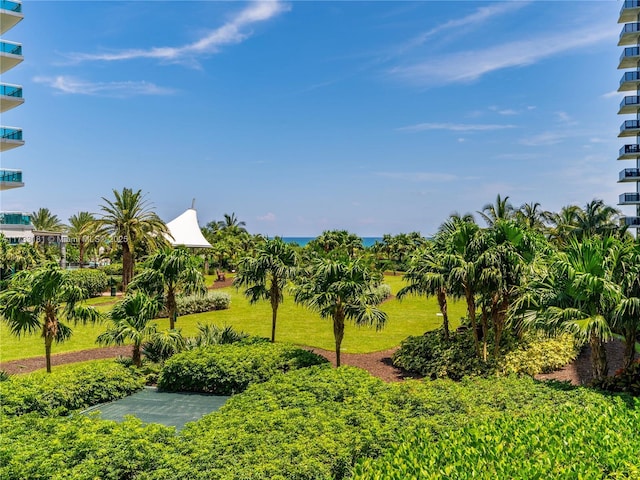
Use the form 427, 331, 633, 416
619, 95, 640, 114
0, 0, 22, 35
0, 40, 22, 74
0, 126, 23, 151
619, 46, 640, 69
0, 83, 23, 113
619, 192, 640, 204
619, 168, 640, 182
618, 144, 640, 159
0, 168, 22, 190
620, 0, 640, 23
0, 211, 31, 226
619, 22, 640, 46
619, 119, 640, 137
619, 71, 640, 92
622, 216, 640, 227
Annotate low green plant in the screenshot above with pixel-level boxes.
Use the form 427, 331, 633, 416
157, 291, 231, 318
594, 359, 640, 396
498, 332, 579, 376
0, 360, 144, 416
68, 269, 109, 297
101, 262, 123, 275
157, 343, 328, 394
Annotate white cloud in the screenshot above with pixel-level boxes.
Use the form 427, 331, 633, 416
67, 1, 289, 65
376, 172, 458, 182
390, 23, 616, 86
33, 75, 174, 97
397, 122, 516, 132
519, 131, 567, 146
257, 212, 276, 221
554, 111, 577, 126
602, 90, 625, 98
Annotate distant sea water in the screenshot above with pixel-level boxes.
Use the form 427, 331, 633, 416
280, 237, 383, 248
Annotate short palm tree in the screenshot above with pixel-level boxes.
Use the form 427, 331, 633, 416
67, 211, 98, 268
30, 208, 65, 232
294, 258, 387, 367
477, 194, 515, 227
97, 291, 162, 367
129, 247, 206, 330
0, 263, 100, 372
99, 188, 169, 290
233, 238, 298, 342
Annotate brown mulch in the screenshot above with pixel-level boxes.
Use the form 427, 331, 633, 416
209, 277, 234, 289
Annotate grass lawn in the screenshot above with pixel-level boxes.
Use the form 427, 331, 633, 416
0, 275, 467, 362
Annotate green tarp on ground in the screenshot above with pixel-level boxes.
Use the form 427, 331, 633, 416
82, 387, 230, 431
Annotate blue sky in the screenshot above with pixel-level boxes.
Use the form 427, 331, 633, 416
0, 1, 627, 236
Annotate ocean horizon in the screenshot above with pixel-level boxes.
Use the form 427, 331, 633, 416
279, 237, 383, 248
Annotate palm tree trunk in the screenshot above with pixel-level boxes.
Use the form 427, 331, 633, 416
133, 343, 142, 368
79, 241, 85, 268
44, 335, 53, 373
270, 298, 278, 343
122, 242, 133, 291
623, 327, 637, 370
334, 312, 345, 367
590, 333, 608, 381
465, 288, 481, 357
168, 288, 177, 330
436, 289, 449, 341
481, 302, 489, 362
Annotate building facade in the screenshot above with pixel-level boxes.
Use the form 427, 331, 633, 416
0, 0, 32, 243
618, 1, 640, 228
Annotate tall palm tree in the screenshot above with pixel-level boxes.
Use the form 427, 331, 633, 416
294, 258, 387, 367
543, 204, 581, 246
67, 211, 98, 268
97, 291, 162, 367
611, 240, 640, 369
0, 263, 100, 372
129, 247, 206, 330
575, 199, 621, 239
516, 202, 545, 232
30, 208, 65, 232
99, 188, 169, 290
217, 213, 247, 234
233, 238, 298, 342
477, 194, 515, 227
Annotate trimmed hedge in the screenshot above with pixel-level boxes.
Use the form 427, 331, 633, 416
158, 292, 231, 318
68, 269, 109, 297
0, 360, 145, 416
354, 397, 640, 479
157, 343, 328, 394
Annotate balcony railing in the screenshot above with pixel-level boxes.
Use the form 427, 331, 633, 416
621, 46, 640, 62
0, 169, 21, 183
0, 84, 21, 97
621, 96, 640, 109
0, 0, 21, 13
0, 41, 21, 56
0, 127, 22, 140
621, 71, 640, 85
620, 193, 640, 203
623, 216, 640, 227
622, 0, 640, 11
0, 212, 31, 225
620, 120, 640, 133
620, 168, 640, 181
620, 144, 640, 157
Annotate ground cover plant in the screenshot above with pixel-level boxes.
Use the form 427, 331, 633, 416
158, 342, 328, 394
0, 360, 144, 416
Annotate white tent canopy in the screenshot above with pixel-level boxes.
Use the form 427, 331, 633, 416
165, 208, 212, 249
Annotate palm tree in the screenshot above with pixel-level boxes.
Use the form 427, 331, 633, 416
294, 258, 387, 367
397, 245, 451, 340
30, 208, 65, 232
67, 211, 98, 268
0, 263, 100, 372
520, 237, 620, 381
217, 213, 247, 234
611, 240, 640, 369
543, 204, 581, 246
97, 291, 162, 367
233, 238, 298, 342
477, 194, 515, 227
575, 199, 621, 239
99, 188, 169, 290
516, 202, 545, 232
129, 247, 206, 330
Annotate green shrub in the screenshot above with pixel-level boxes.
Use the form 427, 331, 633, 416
157, 292, 231, 318
68, 269, 109, 297
101, 262, 123, 275
594, 359, 640, 396
373, 283, 392, 301
353, 397, 640, 479
157, 343, 328, 394
0, 415, 176, 480
0, 360, 145, 416
498, 332, 579, 376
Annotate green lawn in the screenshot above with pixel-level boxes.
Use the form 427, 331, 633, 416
0, 275, 467, 362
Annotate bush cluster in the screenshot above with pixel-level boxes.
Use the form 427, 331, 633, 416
68, 269, 109, 297
157, 292, 231, 318
100, 262, 123, 276
392, 330, 578, 380
157, 343, 328, 394
372, 283, 392, 301
0, 361, 144, 416
594, 359, 640, 396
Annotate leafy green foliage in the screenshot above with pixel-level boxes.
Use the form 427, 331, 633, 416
157, 343, 328, 394
354, 396, 640, 479
101, 262, 123, 275
594, 359, 640, 396
157, 291, 230, 317
68, 269, 109, 297
392, 330, 579, 379
0, 415, 176, 480
0, 361, 144, 416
